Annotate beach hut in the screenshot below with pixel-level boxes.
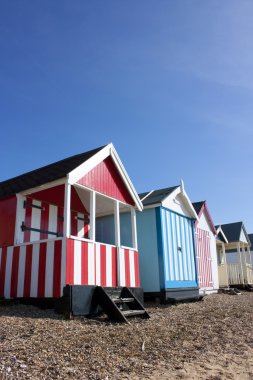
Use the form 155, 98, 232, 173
215, 225, 229, 288
0, 144, 149, 321
221, 222, 253, 288
136, 182, 199, 302
192, 201, 219, 294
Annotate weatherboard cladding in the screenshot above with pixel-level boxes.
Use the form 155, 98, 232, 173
0, 146, 105, 199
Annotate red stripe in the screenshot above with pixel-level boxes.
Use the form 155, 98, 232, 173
10, 246, 20, 298
134, 251, 140, 287
81, 242, 88, 285
24, 244, 33, 297
24, 198, 32, 242
66, 238, 74, 284
40, 202, 49, 240
71, 211, 78, 236
53, 240, 62, 297
124, 249, 130, 287
111, 246, 117, 286
0, 247, 7, 296
57, 207, 64, 237
100, 244, 107, 286
38, 243, 47, 297
84, 223, 89, 239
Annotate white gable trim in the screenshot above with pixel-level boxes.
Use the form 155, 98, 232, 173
161, 186, 199, 220
216, 226, 228, 244
68, 143, 143, 211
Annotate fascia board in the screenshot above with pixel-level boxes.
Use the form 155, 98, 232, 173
20, 178, 66, 196
220, 228, 229, 244
162, 186, 199, 220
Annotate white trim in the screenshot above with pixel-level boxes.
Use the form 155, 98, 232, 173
131, 207, 137, 250
216, 225, 229, 244
68, 143, 143, 211
20, 178, 65, 196
63, 182, 71, 238
140, 190, 154, 202
14, 193, 24, 244
114, 200, 120, 247
89, 191, 96, 241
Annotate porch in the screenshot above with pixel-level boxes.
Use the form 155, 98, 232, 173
225, 242, 253, 286
0, 178, 140, 299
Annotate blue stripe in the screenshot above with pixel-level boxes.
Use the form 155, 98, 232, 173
179, 215, 186, 280
161, 206, 195, 221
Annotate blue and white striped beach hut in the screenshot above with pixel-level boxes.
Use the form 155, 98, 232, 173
137, 182, 199, 301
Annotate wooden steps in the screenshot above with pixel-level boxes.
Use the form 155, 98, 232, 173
93, 286, 150, 323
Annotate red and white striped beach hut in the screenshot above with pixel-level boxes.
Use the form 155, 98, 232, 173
0, 144, 144, 317
192, 201, 219, 294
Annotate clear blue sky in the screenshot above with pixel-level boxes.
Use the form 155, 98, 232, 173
0, 1, 252, 231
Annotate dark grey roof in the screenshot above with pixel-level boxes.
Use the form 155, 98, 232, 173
0, 146, 105, 199
220, 222, 249, 243
139, 186, 179, 206
192, 201, 205, 215
248, 234, 253, 246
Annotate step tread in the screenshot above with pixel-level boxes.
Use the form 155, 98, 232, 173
122, 309, 146, 317
112, 297, 135, 303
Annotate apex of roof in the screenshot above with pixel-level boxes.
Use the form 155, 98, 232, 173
192, 201, 205, 215
0, 145, 105, 199
139, 185, 179, 206
220, 221, 248, 243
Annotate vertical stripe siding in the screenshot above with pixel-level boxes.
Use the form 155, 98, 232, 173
106, 245, 112, 287
111, 246, 117, 286
0, 238, 140, 299
95, 243, 101, 286
88, 242, 95, 285
30, 244, 40, 297
74, 240, 82, 285
10, 246, 20, 298
161, 208, 197, 285
40, 202, 50, 240
0, 247, 7, 296
81, 241, 88, 285
5, 247, 14, 299
24, 244, 33, 297
180, 217, 188, 281
129, 250, 136, 287
17, 245, 26, 297
30, 200, 42, 242
196, 228, 213, 288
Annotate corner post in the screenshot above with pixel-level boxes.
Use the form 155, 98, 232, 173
64, 182, 71, 238
89, 191, 96, 241
131, 207, 137, 250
